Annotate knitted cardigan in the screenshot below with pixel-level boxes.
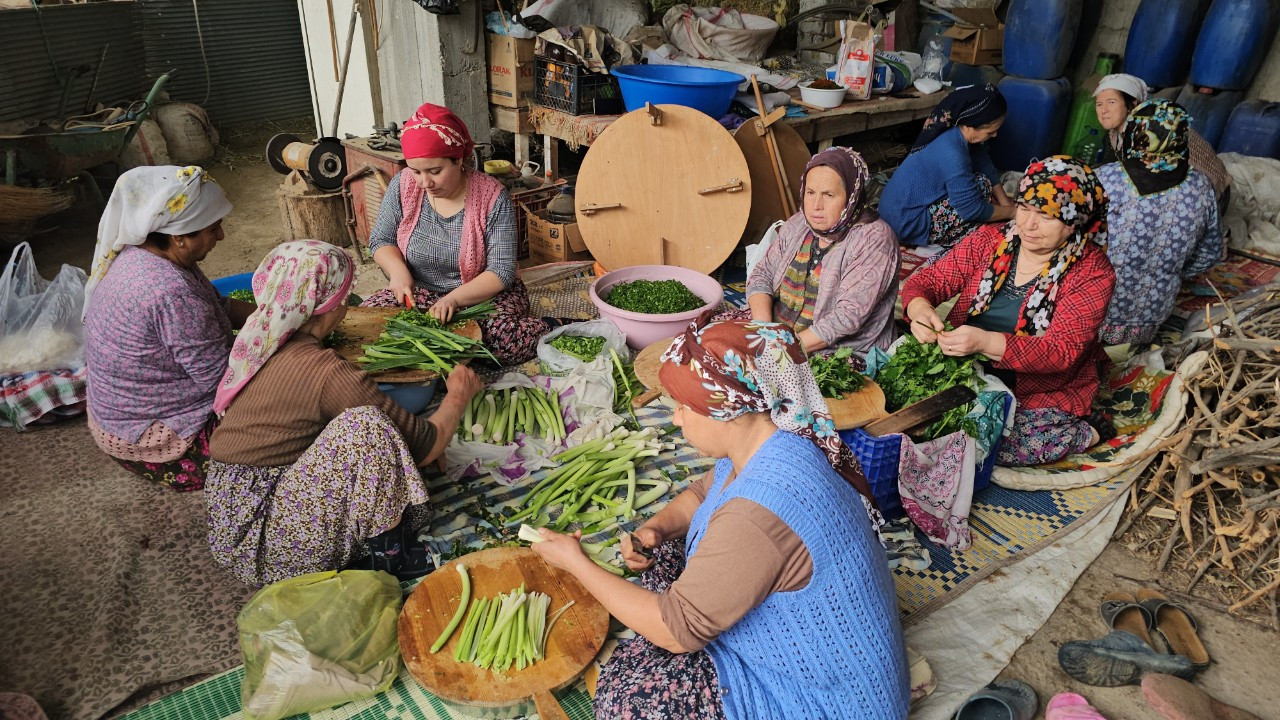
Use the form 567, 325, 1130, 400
878, 127, 1001, 246
687, 430, 909, 720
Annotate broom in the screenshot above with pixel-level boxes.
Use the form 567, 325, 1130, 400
0, 185, 74, 224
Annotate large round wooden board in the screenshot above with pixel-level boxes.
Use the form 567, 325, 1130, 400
575, 104, 751, 274
733, 118, 810, 245
399, 547, 610, 719
825, 379, 888, 430
336, 306, 482, 384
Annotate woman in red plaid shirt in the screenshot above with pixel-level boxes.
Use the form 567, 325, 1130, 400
901, 156, 1117, 466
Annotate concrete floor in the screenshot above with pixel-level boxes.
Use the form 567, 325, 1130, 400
13, 122, 1280, 720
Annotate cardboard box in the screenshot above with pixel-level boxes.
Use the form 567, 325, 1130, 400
489, 104, 531, 134
526, 208, 591, 264
943, 8, 1004, 66
488, 34, 535, 108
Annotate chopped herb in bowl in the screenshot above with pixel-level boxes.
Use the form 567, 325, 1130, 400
605, 279, 706, 315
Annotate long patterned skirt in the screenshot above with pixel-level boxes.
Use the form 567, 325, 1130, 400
593, 541, 727, 720
926, 173, 996, 248
362, 280, 549, 366
996, 407, 1095, 467
205, 406, 431, 586
1099, 321, 1159, 349
108, 418, 217, 492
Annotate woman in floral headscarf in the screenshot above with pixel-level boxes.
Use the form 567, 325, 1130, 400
361, 102, 548, 365
903, 156, 1117, 466
84, 165, 253, 491
532, 318, 907, 720
745, 147, 900, 358
206, 240, 482, 586
1096, 99, 1223, 347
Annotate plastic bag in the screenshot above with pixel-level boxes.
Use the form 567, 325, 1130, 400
914, 38, 946, 94
835, 20, 875, 100
536, 319, 630, 375
238, 570, 402, 720
745, 220, 784, 279
0, 242, 87, 374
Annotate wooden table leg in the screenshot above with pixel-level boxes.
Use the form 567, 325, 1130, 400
818, 138, 834, 152
542, 134, 559, 181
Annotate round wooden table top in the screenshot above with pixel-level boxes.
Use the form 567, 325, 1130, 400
733, 117, 810, 245
398, 547, 609, 719
574, 104, 751, 274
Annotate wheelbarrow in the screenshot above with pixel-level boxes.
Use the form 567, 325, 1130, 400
0, 71, 173, 186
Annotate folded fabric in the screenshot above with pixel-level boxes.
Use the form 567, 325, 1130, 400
897, 430, 976, 548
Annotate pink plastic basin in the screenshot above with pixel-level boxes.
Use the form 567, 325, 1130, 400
589, 265, 724, 350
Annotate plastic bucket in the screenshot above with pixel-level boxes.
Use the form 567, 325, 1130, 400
611, 65, 744, 118
210, 272, 254, 297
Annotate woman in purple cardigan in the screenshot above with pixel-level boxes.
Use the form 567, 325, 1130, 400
745, 147, 901, 359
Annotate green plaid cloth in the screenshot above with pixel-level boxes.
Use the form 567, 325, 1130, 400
0, 367, 87, 430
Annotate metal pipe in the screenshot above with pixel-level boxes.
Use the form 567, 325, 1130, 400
84, 44, 110, 114
341, 162, 383, 263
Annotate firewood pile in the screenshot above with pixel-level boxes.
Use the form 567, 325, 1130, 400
1118, 284, 1280, 626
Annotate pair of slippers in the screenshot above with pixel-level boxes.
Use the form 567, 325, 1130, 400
1058, 589, 1209, 687
953, 682, 1109, 720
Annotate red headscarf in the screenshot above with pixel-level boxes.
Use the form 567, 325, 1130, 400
401, 103, 475, 161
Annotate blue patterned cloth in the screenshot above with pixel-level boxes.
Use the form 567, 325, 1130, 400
1096, 164, 1222, 344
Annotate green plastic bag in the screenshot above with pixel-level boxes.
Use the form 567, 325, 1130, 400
238, 570, 403, 720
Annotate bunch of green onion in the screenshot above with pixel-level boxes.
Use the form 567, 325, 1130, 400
357, 302, 497, 373
459, 385, 567, 445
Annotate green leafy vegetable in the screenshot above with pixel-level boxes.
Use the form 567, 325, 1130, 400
226, 289, 255, 303
605, 280, 705, 315
357, 302, 498, 373
548, 334, 607, 362
346, 292, 363, 307
809, 348, 866, 398
875, 335, 981, 440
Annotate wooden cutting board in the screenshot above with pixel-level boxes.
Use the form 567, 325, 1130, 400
630, 336, 672, 407
334, 306, 482, 384
399, 547, 610, 720
825, 379, 888, 430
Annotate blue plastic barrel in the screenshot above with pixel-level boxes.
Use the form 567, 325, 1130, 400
989, 76, 1073, 172
1176, 84, 1244, 148
1123, 0, 1209, 89
1191, 0, 1274, 90
949, 63, 1005, 88
210, 272, 254, 296
1002, 0, 1083, 79
1218, 101, 1280, 159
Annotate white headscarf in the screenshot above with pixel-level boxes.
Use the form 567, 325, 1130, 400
1094, 73, 1149, 103
82, 165, 232, 319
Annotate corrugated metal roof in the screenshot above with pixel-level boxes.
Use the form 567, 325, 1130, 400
0, 3, 147, 124
137, 0, 312, 126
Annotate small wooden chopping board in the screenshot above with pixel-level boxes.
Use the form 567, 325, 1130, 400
399, 547, 610, 720
825, 379, 888, 430
335, 306, 482, 384
630, 336, 672, 407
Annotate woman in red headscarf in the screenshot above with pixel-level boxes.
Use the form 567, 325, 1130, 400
361, 103, 549, 365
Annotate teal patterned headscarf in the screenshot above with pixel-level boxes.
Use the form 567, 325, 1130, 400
1119, 99, 1191, 196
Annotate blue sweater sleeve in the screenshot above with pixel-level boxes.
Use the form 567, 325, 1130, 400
936, 132, 995, 222
971, 145, 1001, 183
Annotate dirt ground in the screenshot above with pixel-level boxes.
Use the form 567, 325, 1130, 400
13, 122, 1279, 720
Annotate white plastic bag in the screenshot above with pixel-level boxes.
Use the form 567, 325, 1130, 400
0, 242, 87, 373
536, 319, 630, 375
745, 219, 784, 279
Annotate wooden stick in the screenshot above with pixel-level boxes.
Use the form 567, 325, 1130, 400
1229, 575, 1280, 613
749, 75, 794, 219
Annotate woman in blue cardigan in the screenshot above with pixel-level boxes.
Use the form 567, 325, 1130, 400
533, 318, 908, 720
880, 84, 1016, 247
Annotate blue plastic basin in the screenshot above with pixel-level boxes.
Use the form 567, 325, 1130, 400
611, 64, 744, 118
211, 272, 253, 296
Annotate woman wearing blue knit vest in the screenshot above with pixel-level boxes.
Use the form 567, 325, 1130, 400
879, 84, 1015, 248
533, 317, 909, 720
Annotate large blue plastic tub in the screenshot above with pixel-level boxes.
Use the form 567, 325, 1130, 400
989, 76, 1073, 172
611, 65, 744, 118
1218, 101, 1280, 159
1002, 0, 1083, 79
1191, 0, 1275, 91
1123, 0, 1207, 89
210, 272, 253, 297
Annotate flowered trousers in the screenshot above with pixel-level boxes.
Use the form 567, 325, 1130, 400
927, 173, 996, 248
362, 280, 549, 366
997, 407, 1096, 467
112, 419, 217, 492
593, 541, 727, 720
1099, 322, 1160, 349
205, 406, 430, 586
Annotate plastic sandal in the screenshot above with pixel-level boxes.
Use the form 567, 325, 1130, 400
954, 680, 1038, 720
1142, 674, 1261, 720
1136, 589, 1210, 670
1099, 590, 1154, 647
1057, 630, 1196, 687
1045, 692, 1109, 720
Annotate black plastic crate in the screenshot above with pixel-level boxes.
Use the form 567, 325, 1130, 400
533, 57, 624, 116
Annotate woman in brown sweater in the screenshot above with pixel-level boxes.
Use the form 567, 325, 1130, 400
205, 240, 481, 586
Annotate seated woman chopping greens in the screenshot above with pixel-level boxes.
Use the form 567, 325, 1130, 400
83, 165, 253, 491
532, 318, 908, 720
206, 240, 482, 586
902, 156, 1116, 467
362, 102, 548, 365
745, 147, 900, 356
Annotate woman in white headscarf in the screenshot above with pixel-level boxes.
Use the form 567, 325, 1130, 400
83, 165, 253, 492
1094, 73, 1231, 208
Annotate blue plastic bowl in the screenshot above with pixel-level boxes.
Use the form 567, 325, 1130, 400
211, 272, 254, 297
611, 64, 744, 118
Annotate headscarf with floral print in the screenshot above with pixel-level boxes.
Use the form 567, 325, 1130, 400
1119, 98, 1191, 196
213, 240, 353, 415
968, 155, 1109, 336
659, 315, 879, 514
82, 165, 232, 320
910, 84, 1008, 153
800, 146, 876, 237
